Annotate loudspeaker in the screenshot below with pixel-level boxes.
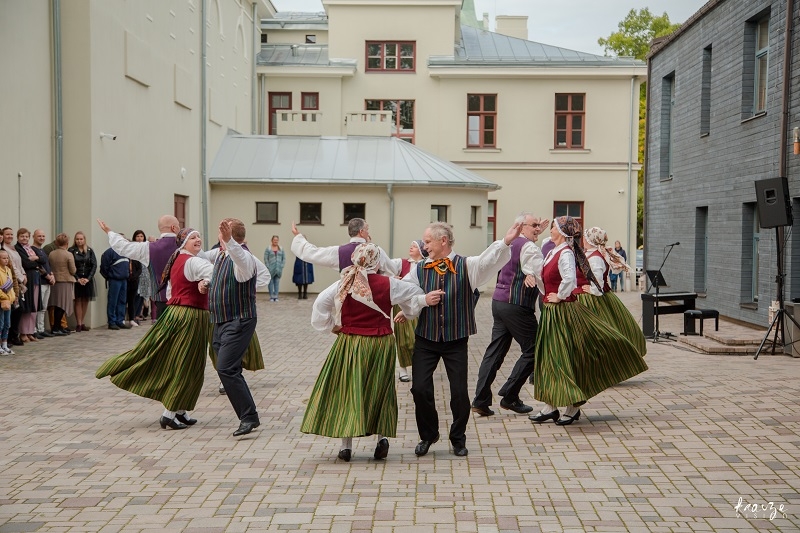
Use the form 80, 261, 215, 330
755, 177, 793, 228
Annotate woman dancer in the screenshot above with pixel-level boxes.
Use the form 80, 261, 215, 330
96, 227, 213, 430
529, 216, 647, 426
578, 227, 646, 358
301, 243, 425, 461
391, 240, 428, 382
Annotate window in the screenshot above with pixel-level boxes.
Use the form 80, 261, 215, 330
256, 202, 278, 224
554, 94, 585, 149
269, 92, 292, 136
366, 42, 415, 72
260, 33, 267, 44
743, 13, 770, 117
301, 92, 319, 110
365, 100, 415, 142
470, 206, 481, 227
695, 206, 708, 293
467, 94, 497, 148
174, 195, 187, 228
487, 200, 497, 246
660, 73, 675, 180
431, 205, 448, 223
754, 18, 769, 114
742, 203, 760, 303
305, 34, 316, 44
701, 46, 712, 135
343, 203, 365, 223
300, 203, 322, 224
553, 201, 583, 230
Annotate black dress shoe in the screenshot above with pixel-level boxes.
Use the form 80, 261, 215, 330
337, 449, 352, 462
452, 445, 469, 457
374, 438, 389, 460
9, 337, 24, 346
414, 434, 440, 456
51, 329, 67, 336
34, 332, 45, 340
500, 399, 534, 414
108, 324, 120, 331
233, 420, 260, 437
159, 416, 188, 430
529, 409, 560, 423
175, 413, 198, 425
471, 405, 495, 417
555, 410, 581, 426
39, 331, 53, 338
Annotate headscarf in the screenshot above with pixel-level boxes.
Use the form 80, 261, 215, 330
584, 227, 632, 273
412, 240, 429, 259
554, 216, 602, 292
159, 228, 199, 292
334, 243, 390, 327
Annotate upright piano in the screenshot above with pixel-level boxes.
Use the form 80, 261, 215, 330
640, 292, 697, 337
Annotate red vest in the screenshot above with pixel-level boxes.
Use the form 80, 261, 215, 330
166, 254, 208, 310
542, 247, 577, 303
573, 249, 611, 295
339, 274, 393, 336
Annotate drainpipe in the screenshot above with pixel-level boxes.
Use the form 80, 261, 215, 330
386, 184, 395, 257
626, 75, 636, 289
200, 0, 209, 239
777, 0, 795, 325
251, 2, 257, 134
643, 58, 652, 286
52, 0, 63, 232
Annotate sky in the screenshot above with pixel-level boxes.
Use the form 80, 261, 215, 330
270, 0, 708, 56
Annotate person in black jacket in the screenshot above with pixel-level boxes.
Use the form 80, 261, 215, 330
69, 231, 98, 332
15, 228, 44, 343
100, 241, 130, 330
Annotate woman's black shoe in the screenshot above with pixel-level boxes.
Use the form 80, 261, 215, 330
555, 410, 581, 426
337, 449, 352, 462
175, 413, 197, 425
159, 416, 188, 430
374, 438, 389, 460
529, 409, 560, 423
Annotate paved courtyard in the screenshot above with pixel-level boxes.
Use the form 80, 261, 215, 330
0, 291, 798, 532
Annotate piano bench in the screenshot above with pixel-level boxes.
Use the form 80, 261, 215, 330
683, 309, 719, 336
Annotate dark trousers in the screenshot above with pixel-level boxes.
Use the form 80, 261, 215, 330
10, 306, 22, 341
154, 300, 168, 320
473, 300, 538, 408
411, 335, 470, 448
107, 279, 127, 325
213, 318, 259, 423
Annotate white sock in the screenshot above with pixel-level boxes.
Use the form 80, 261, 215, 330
540, 404, 556, 414
177, 410, 186, 416
562, 406, 580, 417
399, 367, 408, 376
340, 437, 353, 451
162, 409, 176, 419
377, 434, 385, 442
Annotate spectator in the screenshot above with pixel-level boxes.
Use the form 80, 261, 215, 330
100, 240, 130, 330
0, 249, 17, 354
613, 240, 627, 292
69, 231, 97, 332
126, 230, 145, 326
32, 230, 55, 338
292, 258, 314, 300
48, 233, 76, 336
15, 228, 43, 343
1, 227, 26, 346
264, 235, 285, 302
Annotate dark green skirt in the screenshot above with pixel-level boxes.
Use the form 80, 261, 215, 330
96, 305, 210, 411
533, 301, 648, 407
577, 292, 647, 358
209, 332, 265, 372
301, 333, 397, 438
393, 304, 416, 368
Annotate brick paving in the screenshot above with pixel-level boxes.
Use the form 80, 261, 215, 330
1, 291, 798, 532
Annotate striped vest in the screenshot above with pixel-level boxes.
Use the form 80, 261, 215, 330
492, 236, 538, 308
208, 251, 257, 324
415, 255, 477, 342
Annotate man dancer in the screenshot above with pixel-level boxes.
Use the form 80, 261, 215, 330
402, 221, 521, 457
32, 229, 55, 338
207, 218, 270, 437
471, 214, 547, 417
97, 215, 180, 320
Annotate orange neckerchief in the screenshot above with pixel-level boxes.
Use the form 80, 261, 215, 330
423, 257, 456, 275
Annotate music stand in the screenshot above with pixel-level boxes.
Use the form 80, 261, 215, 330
647, 244, 677, 341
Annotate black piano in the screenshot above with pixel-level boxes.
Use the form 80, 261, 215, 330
640, 292, 697, 337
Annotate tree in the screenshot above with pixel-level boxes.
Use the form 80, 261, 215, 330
599, 9, 681, 247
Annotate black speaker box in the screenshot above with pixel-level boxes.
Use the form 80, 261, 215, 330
755, 177, 793, 228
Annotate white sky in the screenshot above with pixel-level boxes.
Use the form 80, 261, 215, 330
271, 0, 708, 56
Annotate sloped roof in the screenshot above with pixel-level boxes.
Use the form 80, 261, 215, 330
209, 135, 500, 190
257, 45, 357, 67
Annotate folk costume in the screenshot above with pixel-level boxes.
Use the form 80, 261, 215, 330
301, 243, 424, 461
291, 232, 399, 275
390, 240, 428, 382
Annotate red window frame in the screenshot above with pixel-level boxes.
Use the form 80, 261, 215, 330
467, 94, 497, 148
554, 93, 585, 149
487, 200, 497, 244
268, 92, 292, 136
365, 41, 416, 72
301, 92, 319, 110
553, 201, 584, 230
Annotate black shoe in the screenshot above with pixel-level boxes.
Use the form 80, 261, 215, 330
500, 399, 534, 414
529, 409, 560, 423
555, 410, 581, 426
452, 445, 469, 457
337, 449, 352, 462
471, 405, 495, 417
118, 322, 131, 329
233, 420, 260, 437
108, 324, 120, 330
39, 331, 53, 338
61, 328, 71, 335
33, 332, 45, 340
218, 384, 226, 395
175, 413, 197, 425
51, 329, 67, 336
374, 438, 389, 460
10, 337, 24, 346
159, 416, 188, 430
414, 434, 440, 456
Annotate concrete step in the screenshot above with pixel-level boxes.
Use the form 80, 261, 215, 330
678, 334, 762, 355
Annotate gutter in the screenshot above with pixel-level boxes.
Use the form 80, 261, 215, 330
200, 0, 209, 239
627, 75, 635, 286
643, 57, 652, 278
386, 184, 395, 257
52, 0, 63, 232
251, 2, 257, 135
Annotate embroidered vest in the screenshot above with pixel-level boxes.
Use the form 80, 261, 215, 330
415, 255, 477, 342
149, 237, 179, 302
338, 242, 359, 271
542, 247, 577, 303
493, 236, 538, 308
209, 251, 257, 324
166, 254, 208, 309
340, 274, 393, 336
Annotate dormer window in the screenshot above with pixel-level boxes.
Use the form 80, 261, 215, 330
366, 42, 415, 72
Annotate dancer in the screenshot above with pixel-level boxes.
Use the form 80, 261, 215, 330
301, 243, 426, 461
96, 227, 213, 430
529, 217, 647, 426
389, 240, 428, 382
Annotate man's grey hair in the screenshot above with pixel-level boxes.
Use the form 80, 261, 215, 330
515, 212, 534, 225
348, 218, 367, 237
427, 222, 454, 247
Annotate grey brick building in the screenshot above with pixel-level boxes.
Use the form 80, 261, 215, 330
646, 0, 800, 328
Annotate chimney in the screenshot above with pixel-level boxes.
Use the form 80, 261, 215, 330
290, 44, 298, 56
495, 15, 528, 40
482, 12, 489, 30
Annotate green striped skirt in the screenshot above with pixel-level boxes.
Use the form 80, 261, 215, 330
577, 292, 647, 358
533, 301, 648, 407
96, 305, 211, 411
209, 332, 265, 372
301, 333, 397, 438
393, 304, 416, 368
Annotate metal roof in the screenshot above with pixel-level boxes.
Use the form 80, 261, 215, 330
257, 45, 356, 68
209, 135, 500, 190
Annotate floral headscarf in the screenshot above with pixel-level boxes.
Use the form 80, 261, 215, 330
159, 228, 199, 291
334, 243, 390, 326
584, 227, 632, 273
554, 216, 602, 292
